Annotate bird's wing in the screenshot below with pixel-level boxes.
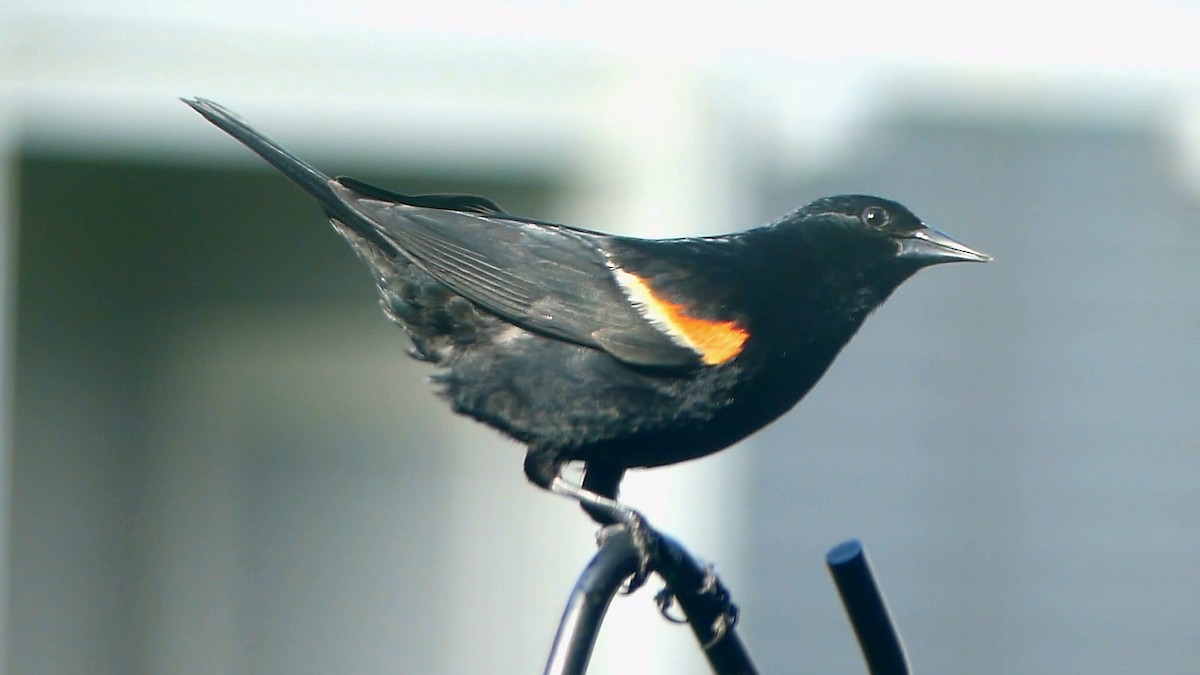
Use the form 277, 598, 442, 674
331, 178, 708, 368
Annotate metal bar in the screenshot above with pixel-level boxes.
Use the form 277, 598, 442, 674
826, 540, 909, 675
543, 526, 757, 675
654, 532, 758, 675
543, 532, 640, 675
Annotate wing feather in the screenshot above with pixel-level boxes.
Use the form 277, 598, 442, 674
331, 181, 701, 367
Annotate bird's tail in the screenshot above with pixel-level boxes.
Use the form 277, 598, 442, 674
183, 97, 345, 216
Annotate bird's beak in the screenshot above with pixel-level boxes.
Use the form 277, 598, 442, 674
898, 226, 993, 264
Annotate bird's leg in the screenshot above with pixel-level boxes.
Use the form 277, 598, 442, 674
579, 463, 626, 526
549, 475, 660, 593
548, 474, 631, 523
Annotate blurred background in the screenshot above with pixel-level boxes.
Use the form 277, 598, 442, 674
3, 1, 1199, 673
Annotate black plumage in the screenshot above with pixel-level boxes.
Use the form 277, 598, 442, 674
184, 98, 990, 520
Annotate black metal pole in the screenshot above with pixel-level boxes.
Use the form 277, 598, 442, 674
543, 532, 640, 675
654, 532, 757, 674
826, 540, 909, 675
544, 527, 757, 675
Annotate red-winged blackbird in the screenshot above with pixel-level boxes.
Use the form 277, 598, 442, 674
185, 98, 990, 521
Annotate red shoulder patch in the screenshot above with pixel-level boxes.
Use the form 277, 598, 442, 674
614, 270, 749, 366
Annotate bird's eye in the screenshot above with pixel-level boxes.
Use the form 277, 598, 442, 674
860, 206, 890, 228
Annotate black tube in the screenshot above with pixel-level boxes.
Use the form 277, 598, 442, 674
543, 533, 640, 675
655, 532, 757, 674
543, 527, 758, 674
826, 540, 909, 675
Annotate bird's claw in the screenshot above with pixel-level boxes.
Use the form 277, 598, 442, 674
593, 508, 740, 647
595, 508, 659, 594
697, 563, 739, 648
652, 562, 739, 646
704, 605, 738, 649
654, 587, 688, 624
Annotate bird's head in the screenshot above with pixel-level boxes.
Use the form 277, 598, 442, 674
792, 195, 992, 268
758, 195, 991, 325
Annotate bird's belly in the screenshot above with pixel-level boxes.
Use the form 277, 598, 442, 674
435, 330, 834, 469
435, 333, 744, 455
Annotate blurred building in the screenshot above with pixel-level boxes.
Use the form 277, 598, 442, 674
3, 2, 1199, 673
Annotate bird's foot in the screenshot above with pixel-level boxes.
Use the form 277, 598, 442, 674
695, 563, 739, 648
652, 561, 739, 648
550, 475, 660, 593
653, 587, 689, 624
549, 476, 738, 641
595, 509, 660, 594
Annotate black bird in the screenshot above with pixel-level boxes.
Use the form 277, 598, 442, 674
185, 97, 990, 523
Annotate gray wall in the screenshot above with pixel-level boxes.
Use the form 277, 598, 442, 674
745, 116, 1200, 673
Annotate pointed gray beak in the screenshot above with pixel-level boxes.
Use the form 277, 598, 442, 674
898, 226, 992, 264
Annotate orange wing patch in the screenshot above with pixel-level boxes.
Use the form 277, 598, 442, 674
614, 269, 749, 366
